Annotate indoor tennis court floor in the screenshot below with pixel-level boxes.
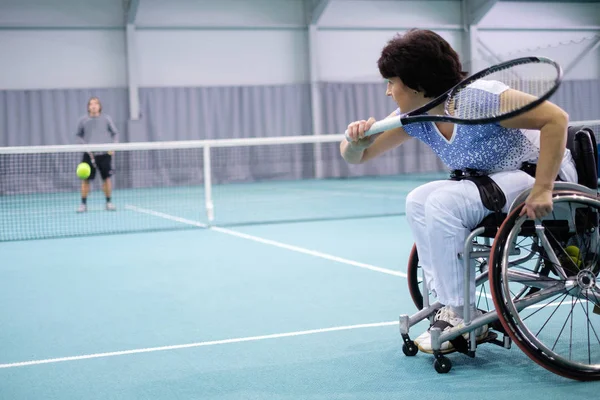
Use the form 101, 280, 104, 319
2, 177, 600, 399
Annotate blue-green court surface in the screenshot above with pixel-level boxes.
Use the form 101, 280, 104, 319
2, 215, 600, 399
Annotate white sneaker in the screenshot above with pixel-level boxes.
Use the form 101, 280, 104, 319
415, 306, 488, 354
77, 204, 87, 213
106, 202, 116, 211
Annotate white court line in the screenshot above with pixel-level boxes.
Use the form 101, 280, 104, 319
0, 321, 398, 369
125, 205, 406, 278
125, 205, 208, 228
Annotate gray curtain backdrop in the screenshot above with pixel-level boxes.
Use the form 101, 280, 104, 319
138, 84, 313, 141
551, 80, 600, 122
0, 88, 129, 147
1, 80, 599, 195
320, 81, 446, 178
3, 79, 597, 146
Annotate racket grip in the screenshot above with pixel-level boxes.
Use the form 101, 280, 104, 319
344, 117, 403, 141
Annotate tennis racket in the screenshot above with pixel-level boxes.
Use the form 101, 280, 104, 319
345, 56, 563, 141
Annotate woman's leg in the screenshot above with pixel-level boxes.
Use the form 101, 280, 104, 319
425, 170, 536, 307
405, 180, 459, 297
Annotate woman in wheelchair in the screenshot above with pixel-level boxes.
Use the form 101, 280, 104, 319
340, 29, 578, 355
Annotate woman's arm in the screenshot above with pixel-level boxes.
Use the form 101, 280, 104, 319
499, 89, 569, 218
499, 90, 569, 189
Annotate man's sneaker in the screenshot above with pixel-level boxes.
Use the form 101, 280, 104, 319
106, 202, 116, 211
414, 306, 488, 354
77, 204, 87, 213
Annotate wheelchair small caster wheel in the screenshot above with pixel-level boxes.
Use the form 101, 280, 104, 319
402, 342, 418, 357
434, 356, 452, 374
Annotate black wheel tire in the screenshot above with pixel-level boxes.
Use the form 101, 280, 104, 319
402, 342, 418, 357
434, 356, 452, 374
407, 244, 423, 310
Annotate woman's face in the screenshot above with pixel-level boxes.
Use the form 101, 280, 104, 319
385, 77, 422, 113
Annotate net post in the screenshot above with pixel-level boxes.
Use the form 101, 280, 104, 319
203, 145, 214, 223
309, 24, 324, 179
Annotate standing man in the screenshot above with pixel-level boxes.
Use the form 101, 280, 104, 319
76, 96, 119, 212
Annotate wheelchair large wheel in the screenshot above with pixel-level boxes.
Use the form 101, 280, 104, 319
407, 244, 424, 310
489, 191, 600, 380
407, 243, 494, 312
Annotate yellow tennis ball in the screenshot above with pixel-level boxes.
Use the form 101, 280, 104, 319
565, 246, 582, 268
565, 246, 580, 258
76, 162, 91, 180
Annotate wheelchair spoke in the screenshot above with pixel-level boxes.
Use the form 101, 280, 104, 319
511, 286, 529, 301
550, 295, 577, 353
511, 284, 568, 311
580, 287, 600, 310
509, 239, 555, 273
570, 297, 575, 361
520, 291, 569, 322
587, 300, 592, 365
575, 297, 600, 364
536, 223, 570, 280
476, 283, 491, 311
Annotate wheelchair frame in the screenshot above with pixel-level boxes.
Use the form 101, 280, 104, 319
399, 126, 600, 379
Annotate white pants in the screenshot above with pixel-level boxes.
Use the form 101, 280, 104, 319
405, 153, 578, 307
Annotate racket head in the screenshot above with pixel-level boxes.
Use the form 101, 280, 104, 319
444, 56, 563, 124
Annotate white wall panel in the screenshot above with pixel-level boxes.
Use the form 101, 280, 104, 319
0, 30, 127, 90
136, 30, 309, 86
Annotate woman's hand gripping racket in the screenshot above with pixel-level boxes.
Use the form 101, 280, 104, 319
345, 56, 563, 141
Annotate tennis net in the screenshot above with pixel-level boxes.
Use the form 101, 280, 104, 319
0, 134, 445, 241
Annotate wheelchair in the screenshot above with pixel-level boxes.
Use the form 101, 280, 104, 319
400, 125, 600, 381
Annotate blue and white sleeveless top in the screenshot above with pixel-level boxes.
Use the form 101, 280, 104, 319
397, 81, 540, 173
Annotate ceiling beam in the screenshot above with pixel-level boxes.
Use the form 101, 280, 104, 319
309, 0, 330, 26
465, 0, 497, 26
126, 0, 140, 25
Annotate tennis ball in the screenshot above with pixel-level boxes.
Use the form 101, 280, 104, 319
565, 246, 580, 258
76, 162, 91, 180
565, 246, 583, 268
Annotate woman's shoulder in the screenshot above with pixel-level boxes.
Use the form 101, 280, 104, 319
402, 121, 431, 138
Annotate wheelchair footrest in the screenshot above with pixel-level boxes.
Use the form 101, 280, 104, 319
449, 331, 500, 357
479, 331, 499, 345
489, 320, 508, 335
449, 335, 471, 356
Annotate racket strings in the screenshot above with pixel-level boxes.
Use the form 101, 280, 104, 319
450, 61, 559, 120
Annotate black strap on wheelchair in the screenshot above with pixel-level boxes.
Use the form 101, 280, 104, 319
429, 320, 470, 354
573, 128, 598, 190
450, 169, 507, 226
520, 161, 564, 182
519, 162, 537, 178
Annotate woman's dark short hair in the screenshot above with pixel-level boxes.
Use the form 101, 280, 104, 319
378, 29, 467, 98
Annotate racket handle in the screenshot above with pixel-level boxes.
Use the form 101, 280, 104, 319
344, 117, 403, 141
